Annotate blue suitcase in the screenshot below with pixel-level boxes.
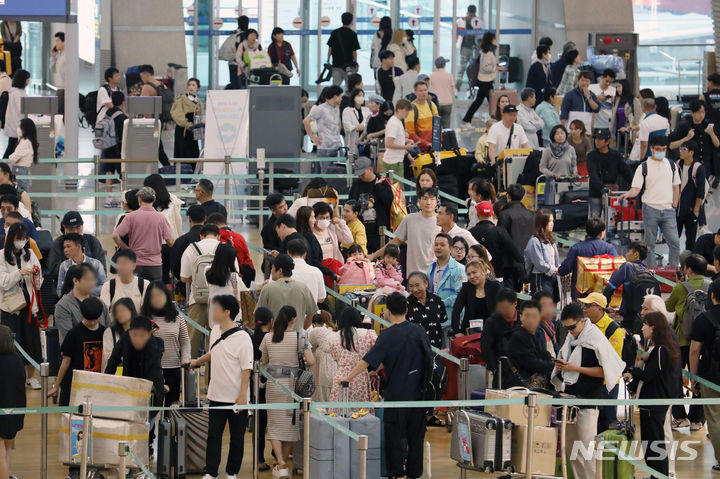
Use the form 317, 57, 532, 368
308, 413, 352, 478
349, 412, 382, 479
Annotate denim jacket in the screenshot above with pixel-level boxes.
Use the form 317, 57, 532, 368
427, 257, 467, 326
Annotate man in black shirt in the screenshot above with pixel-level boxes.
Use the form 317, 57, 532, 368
507, 300, 554, 386
48, 297, 106, 406
169, 205, 205, 287
343, 293, 430, 479
376, 50, 403, 103
670, 99, 720, 185
326, 12, 360, 88
348, 157, 393, 253
195, 178, 228, 219
261, 192, 288, 252
692, 228, 720, 275
470, 201, 523, 289
48, 211, 107, 280
479, 288, 520, 386
586, 128, 634, 217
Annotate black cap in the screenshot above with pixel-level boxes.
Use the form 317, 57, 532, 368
62, 211, 84, 228
271, 253, 295, 273
593, 128, 611, 140
503, 104, 518, 113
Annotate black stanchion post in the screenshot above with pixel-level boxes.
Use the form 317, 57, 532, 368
459, 357, 469, 400
525, 393, 536, 479
302, 398, 312, 479
40, 362, 49, 479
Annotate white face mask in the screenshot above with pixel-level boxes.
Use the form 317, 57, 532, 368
317, 219, 331, 230
13, 239, 27, 250
354, 96, 364, 106
653, 150, 666, 160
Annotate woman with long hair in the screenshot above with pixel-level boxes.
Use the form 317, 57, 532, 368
466, 243, 495, 278
467, 177, 497, 228
568, 119, 592, 175
524, 209, 559, 300
463, 32, 506, 124
205, 243, 245, 325
141, 281, 190, 406
308, 310, 337, 401
8, 118, 38, 191
371, 16, 393, 72
102, 297, 136, 371
295, 205, 336, 278
610, 78, 642, 149
267, 27, 300, 84
451, 261, 502, 336
329, 308, 377, 409
416, 168, 438, 193
452, 236, 470, 264
624, 311, 680, 479
260, 305, 315, 478
494, 94, 510, 121
0, 222, 42, 388
387, 28, 416, 72
3, 69, 29, 158
251, 306, 273, 471
170, 78, 204, 163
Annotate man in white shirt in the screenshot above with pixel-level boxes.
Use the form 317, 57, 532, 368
436, 203, 478, 247
99, 249, 149, 312
383, 98, 416, 178
370, 187, 441, 278
287, 238, 326, 304
487, 104, 530, 165
588, 69, 617, 131
638, 98, 670, 160
517, 88, 545, 149
95, 67, 122, 124
621, 135, 681, 266
190, 295, 253, 479
180, 224, 222, 357
49, 32, 66, 114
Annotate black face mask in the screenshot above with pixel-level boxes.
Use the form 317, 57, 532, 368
150, 306, 166, 317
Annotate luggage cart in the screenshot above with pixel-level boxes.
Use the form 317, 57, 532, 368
534, 175, 589, 210
496, 148, 533, 193
602, 190, 644, 254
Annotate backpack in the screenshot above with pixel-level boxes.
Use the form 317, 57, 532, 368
676, 160, 711, 203
384, 177, 407, 230
411, 325, 447, 403
190, 242, 216, 304
92, 110, 123, 150
623, 264, 661, 321
0, 90, 9, 129
84, 86, 110, 128
681, 279, 712, 338
147, 82, 175, 123
218, 31, 241, 62
605, 320, 639, 370
109, 277, 146, 304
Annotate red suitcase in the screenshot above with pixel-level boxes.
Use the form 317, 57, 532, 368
649, 267, 678, 293
451, 333, 484, 365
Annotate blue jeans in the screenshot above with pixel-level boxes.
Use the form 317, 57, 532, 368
642, 204, 680, 267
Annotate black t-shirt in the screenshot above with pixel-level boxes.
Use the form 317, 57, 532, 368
261, 215, 281, 251
672, 119, 715, 165
563, 346, 603, 400
349, 176, 392, 236
201, 200, 228, 219
327, 27, 360, 68
586, 148, 633, 198
363, 320, 429, 401
376, 66, 403, 103
60, 322, 106, 389
690, 305, 720, 379
366, 113, 389, 136
704, 89, 720, 126
692, 233, 716, 266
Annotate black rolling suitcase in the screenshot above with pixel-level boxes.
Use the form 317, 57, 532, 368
167, 366, 208, 474
325, 147, 351, 194
442, 129, 459, 150
41, 326, 61, 376
547, 202, 588, 232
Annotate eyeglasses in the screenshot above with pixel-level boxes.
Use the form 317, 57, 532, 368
453, 246, 466, 253
679, 146, 689, 152
466, 253, 479, 260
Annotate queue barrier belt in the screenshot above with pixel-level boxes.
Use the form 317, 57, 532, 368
257, 363, 303, 403
35, 157, 345, 164
127, 447, 157, 478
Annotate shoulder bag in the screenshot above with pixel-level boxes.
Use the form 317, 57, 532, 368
294, 331, 316, 398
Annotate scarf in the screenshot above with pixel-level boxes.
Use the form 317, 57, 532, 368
549, 140, 570, 159
187, 94, 198, 103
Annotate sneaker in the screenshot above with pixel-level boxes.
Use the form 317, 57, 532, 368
713, 464, 720, 474
691, 421, 705, 431
27, 377, 41, 390
104, 198, 120, 208
201, 475, 217, 479
272, 466, 290, 478
227, 475, 237, 479
671, 418, 690, 428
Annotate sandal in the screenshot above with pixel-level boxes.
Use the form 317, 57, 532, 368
426, 415, 446, 427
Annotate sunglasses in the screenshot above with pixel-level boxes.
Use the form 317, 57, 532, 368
565, 322, 579, 331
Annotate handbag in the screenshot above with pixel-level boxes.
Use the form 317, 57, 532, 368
4, 284, 26, 313
384, 177, 408, 230
294, 331, 316, 398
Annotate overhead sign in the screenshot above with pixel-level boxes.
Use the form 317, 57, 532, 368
187, 5, 195, 16
370, 17, 381, 28
320, 16, 331, 27
408, 17, 420, 29
413, 6, 422, 15
292, 17, 303, 29
367, 6, 377, 16
212, 18, 223, 30
0, 0, 69, 19
470, 17, 482, 29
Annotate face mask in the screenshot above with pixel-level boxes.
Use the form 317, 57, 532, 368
653, 150, 666, 160
317, 219, 331, 230
13, 239, 27, 250
355, 96, 364, 106
16, 127, 21, 138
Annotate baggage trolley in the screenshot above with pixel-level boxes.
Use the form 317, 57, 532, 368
496, 148, 533, 193
534, 175, 589, 210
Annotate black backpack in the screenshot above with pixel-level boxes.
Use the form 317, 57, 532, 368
83, 86, 110, 128
624, 265, 661, 323
605, 320, 639, 370
0, 90, 10, 129
109, 277, 146, 304
410, 325, 447, 404
147, 82, 175, 123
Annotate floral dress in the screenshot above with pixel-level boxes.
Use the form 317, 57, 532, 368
329, 328, 378, 410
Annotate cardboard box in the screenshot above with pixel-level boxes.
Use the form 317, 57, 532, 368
59, 413, 149, 466
484, 388, 553, 427
70, 370, 153, 423
511, 425, 558, 475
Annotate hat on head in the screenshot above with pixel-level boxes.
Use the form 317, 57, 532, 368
367, 94, 385, 105
593, 128, 611, 140
434, 56, 448, 68
417, 73, 429, 82
352, 156, 373, 175
271, 253, 295, 273
503, 104, 518, 113
62, 211, 84, 228
578, 292, 608, 309
476, 201, 493, 217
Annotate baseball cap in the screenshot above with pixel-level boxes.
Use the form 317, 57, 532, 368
62, 211, 84, 228
367, 94, 384, 105
434, 56, 448, 68
593, 128, 611, 140
417, 73, 429, 82
476, 200, 493, 217
578, 292, 608, 309
352, 156, 373, 175
271, 253, 295, 273
503, 104, 518, 113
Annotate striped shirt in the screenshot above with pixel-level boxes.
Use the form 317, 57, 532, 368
556, 65, 579, 97
152, 314, 191, 369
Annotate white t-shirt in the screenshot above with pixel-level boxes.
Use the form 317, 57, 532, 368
291, 258, 326, 303
638, 113, 670, 143
394, 212, 441, 279
630, 157, 681, 210
487, 121, 529, 157
588, 83, 616, 130
447, 223, 479, 247
207, 326, 254, 403
383, 115, 407, 165
180, 238, 220, 306
99, 276, 151, 313
96, 85, 119, 124
204, 268, 248, 328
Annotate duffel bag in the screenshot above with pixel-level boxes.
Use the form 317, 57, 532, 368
450, 333, 484, 364
546, 202, 588, 232
560, 189, 589, 203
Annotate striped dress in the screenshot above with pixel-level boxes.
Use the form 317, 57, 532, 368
152, 314, 191, 368
260, 331, 301, 442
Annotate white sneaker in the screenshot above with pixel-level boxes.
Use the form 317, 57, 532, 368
272, 466, 290, 478
201, 475, 217, 479
227, 475, 237, 479
27, 377, 41, 390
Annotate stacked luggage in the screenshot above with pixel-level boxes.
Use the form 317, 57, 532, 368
536, 175, 590, 232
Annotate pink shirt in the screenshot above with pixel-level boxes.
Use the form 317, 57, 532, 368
429, 69, 455, 106
114, 206, 174, 266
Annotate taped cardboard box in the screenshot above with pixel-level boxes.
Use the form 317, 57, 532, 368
59, 413, 149, 466
70, 370, 153, 423
484, 388, 552, 427
511, 425, 557, 475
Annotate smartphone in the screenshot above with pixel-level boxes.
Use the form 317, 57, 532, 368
261, 247, 272, 256
552, 358, 564, 363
